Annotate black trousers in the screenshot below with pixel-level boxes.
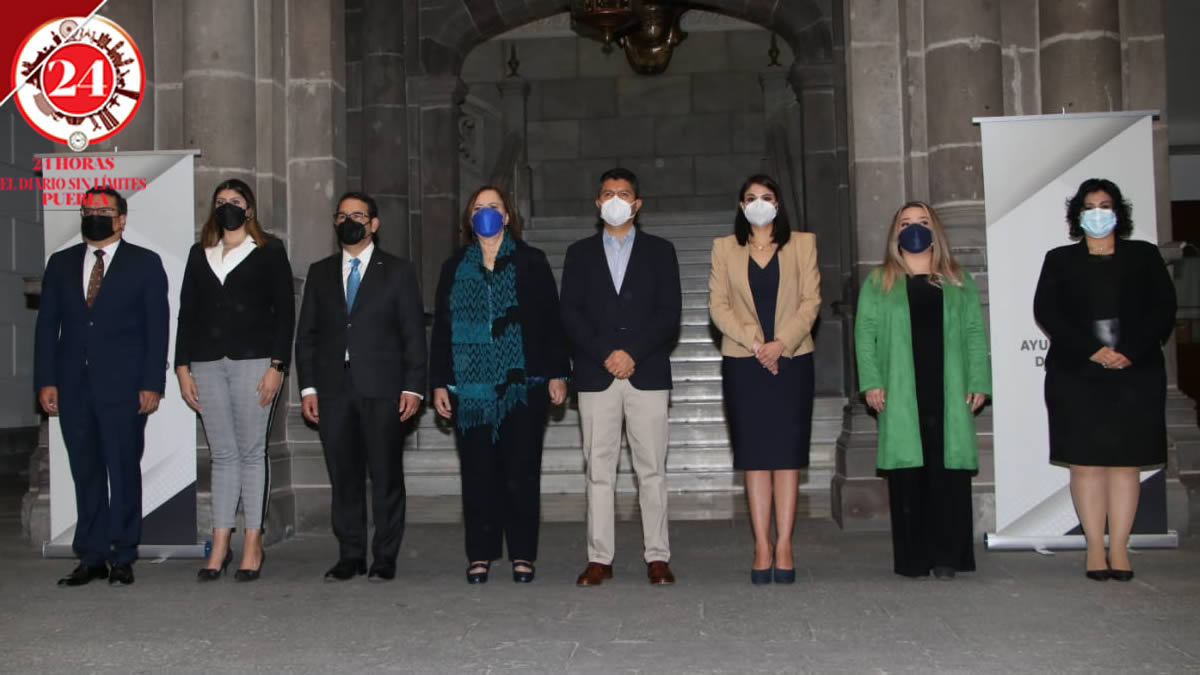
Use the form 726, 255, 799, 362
885, 413, 975, 577
58, 386, 147, 566
455, 388, 548, 563
318, 365, 406, 563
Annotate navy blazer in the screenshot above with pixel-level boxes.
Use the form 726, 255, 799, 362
560, 229, 681, 392
34, 240, 170, 400
294, 246, 428, 400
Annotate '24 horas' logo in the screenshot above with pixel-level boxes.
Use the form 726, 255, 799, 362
10, 16, 145, 152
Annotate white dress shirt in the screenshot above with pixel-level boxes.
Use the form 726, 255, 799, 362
204, 235, 257, 284
602, 226, 636, 293
83, 239, 121, 297
300, 242, 421, 400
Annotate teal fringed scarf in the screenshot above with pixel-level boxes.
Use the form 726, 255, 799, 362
449, 233, 527, 438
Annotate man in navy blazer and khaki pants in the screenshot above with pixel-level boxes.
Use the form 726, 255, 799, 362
34, 187, 169, 587
561, 168, 682, 586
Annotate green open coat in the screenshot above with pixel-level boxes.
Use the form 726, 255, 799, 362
854, 270, 992, 470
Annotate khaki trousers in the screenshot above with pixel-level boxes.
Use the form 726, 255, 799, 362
578, 378, 670, 564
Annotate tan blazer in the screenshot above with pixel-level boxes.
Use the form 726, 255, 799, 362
708, 233, 821, 358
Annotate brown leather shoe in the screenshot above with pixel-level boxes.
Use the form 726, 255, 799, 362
575, 562, 613, 586
647, 561, 675, 585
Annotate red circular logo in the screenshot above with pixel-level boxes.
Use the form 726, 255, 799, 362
11, 16, 145, 151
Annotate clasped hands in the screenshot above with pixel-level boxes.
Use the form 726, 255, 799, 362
1090, 346, 1131, 370
604, 349, 635, 380
433, 379, 567, 419
751, 340, 784, 375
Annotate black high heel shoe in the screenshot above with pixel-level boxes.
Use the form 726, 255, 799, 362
1107, 567, 1134, 582
234, 550, 265, 582
197, 549, 234, 582
773, 567, 796, 584
466, 561, 490, 584
512, 560, 535, 583
750, 568, 772, 585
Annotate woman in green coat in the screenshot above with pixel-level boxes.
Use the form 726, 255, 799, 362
855, 201, 991, 579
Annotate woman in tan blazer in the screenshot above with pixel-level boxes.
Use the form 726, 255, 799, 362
708, 174, 821, 585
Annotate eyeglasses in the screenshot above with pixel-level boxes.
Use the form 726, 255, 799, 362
334, 212, 370, 224
80, 207, 118, 217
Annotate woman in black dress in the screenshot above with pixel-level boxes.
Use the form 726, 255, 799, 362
1034, 178, 1176, 581
709, 174, 821, 584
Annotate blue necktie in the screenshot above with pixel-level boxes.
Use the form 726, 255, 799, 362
346, 257, 361, 311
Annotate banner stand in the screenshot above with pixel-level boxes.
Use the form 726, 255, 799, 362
38, 149, 206, 560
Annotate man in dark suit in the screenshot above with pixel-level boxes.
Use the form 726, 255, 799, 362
295, 191, 427, 582
560, 168, 682, 586
34, 186, 169, 587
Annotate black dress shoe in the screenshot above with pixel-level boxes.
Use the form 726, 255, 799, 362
368, 560, 396, 582
324, 558, 366, 581
58, 563, 108, 587
108, 563, 135, 586
512, 560, 535, 583
1108, 568, 1134, 582
235, 550, 265, 583
198, 549, 234, 582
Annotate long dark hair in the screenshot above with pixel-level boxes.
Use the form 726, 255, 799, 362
733, 174, 792, 247
1065, 178, 1133, 239
460, 185, 523, 245
201, 178, 268, 248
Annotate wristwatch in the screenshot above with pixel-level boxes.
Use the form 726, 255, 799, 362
270, 361, 287, 374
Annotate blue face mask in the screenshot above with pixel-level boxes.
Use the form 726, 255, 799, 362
1079, 208, 1117, 238
471, 207, 504, 238
897, 224, 933, 253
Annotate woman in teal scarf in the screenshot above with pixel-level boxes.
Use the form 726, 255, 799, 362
430, 186, 570, 584
855, 201, 991, 579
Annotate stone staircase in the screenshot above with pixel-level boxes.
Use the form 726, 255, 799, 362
402, 210, 846, 507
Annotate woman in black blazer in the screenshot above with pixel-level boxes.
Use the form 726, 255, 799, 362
430, 185, 570, 584
1033, 178, 1176, 582
175, 178, 294, 582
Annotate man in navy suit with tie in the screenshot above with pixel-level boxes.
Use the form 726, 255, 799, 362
34, 186, 169, 587
295, 191, 427, 582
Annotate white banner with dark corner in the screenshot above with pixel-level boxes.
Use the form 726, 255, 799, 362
974, 112, 1176, 551
39, 150, 205, 559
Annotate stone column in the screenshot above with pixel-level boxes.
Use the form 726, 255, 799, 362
999, 0, 1040, 116
414, 75, 467, 307
497, 77, 531, 217
153, 0, 184, 149
361, 0, 409, 257
1039, 0, 1122, 113
182, 0, 256, 227
922, 0, 1002, 229
92, 0, 155, 151
759, 68, 804, 226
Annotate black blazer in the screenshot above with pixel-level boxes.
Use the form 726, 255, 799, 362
429, 239, 570, 390
175, 237, 295, 368
560, 230, 681, 392
34, 241, 170, 399
294, 246, 427, 399
1033, 238, 1176, 371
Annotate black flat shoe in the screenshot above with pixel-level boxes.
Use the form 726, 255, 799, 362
512, 560, 535, 583
368, 560, 396, 582
1108, 568, 1134, 582
933, 566, 956, 580
324, 558, 366, 582
235, 550, 265, 582
466, 561, 490, 584
108, 563, 135, 586
198, 549, 234, 582
750, 568, 772, 585
1085, 569, 1109, 581
58, 563, 108, 587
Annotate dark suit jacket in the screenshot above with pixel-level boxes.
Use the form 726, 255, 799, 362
175, 237, 295, 368
1033, 238, 1176, 372
429, 238, 570, 390
560, 229, 681, 392
34, 240, 170, 400
294, 246, 427, 399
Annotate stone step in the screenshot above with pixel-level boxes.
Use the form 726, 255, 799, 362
681, 306, 711, 325
682, 290, 710, 309
679, 323, 718, 343
669, 341, 722, 361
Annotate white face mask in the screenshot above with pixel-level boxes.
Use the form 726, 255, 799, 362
742, 199, 777, 227
600, 196, 634, 227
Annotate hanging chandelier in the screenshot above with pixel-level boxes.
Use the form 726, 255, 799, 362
570, 0, 688, 75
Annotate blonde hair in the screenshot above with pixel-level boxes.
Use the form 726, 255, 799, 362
878, 201, 963, 293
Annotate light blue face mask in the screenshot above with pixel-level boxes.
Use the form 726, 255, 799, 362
1080, 208, 1117, 238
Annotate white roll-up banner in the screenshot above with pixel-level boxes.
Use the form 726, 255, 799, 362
39, 150, 203, 558
975, 112, 1175, 551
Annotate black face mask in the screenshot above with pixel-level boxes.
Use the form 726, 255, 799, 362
215, 203, 247, 231
81, 215, 115, 241
335, 219, 367, 246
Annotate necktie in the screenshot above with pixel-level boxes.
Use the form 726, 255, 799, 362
86, 250, 105, 308
346, 257, 361, 311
